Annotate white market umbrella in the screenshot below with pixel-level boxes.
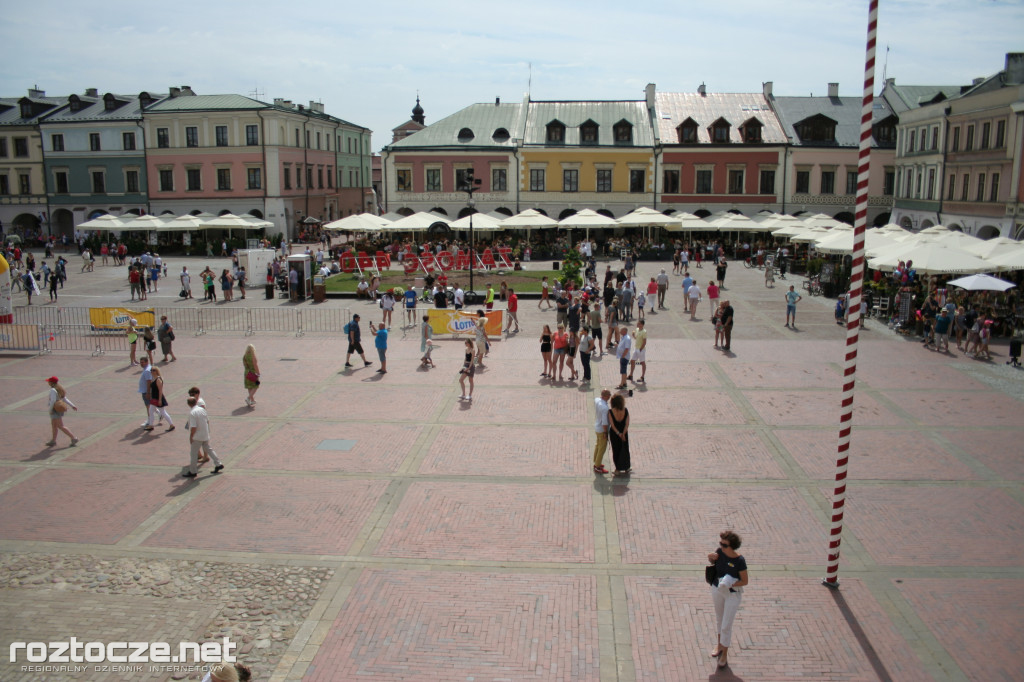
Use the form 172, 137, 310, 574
241, 215, 274, 229
617, 207, 682, 240
501, 208, 558, 229
450, 212, 506, 230
380, 211, 408, 223
384, 211, 451, 232
160, 214, 208, 232
559, 208, 617, 242
868, 242, 991, 274
945, 273, 1016, 291
119, 214, 171, 232
985, 247, 1024, 271
813, 229, 898, 256
323, 214, 386, 233
801, 213, 847, 229
199, 213, 266, 230
919, 224, 953, 235
77, 214, 130, 230
875, 223, 909, 235
963, 236, 1022, 259
660, 211, 707, 232
772, 221, 813, 238
790, 226, 832, 244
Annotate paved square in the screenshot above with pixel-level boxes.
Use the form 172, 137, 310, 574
241, 421, 420, 473
143, 476, 389, 554
628, 428, 787, 479
374, 482, 595, 562
420, 424, 591, 476
442, 389, 590, 425
745, 389, 909, 426
304, 569, 599, 682
943, 428, 1024, 479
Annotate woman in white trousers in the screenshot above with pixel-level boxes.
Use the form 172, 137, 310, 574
707, 529, 749, 669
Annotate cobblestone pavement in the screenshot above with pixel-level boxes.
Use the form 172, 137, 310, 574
0, 251, 1022, 681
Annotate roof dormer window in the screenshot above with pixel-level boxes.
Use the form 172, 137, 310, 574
794, 114, 837, 143
546, 120, 566, 144
492, 127, 510, 142
741, 117, 763, 143
677, 118, 698, 144
103, 93, 122, 111
580, 120, 599, 145
457, 127, 475, 142
68, 95, 81, 113
20, 102, 33, 118
709, 118, 731, 144
613, 119, 633, 144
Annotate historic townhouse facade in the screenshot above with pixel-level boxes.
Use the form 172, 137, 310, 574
40, 90, 158, 237
0, 89, 63, 234
769, 82, 897, 227
892, 53, 1024, 239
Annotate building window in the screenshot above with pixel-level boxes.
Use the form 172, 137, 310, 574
187, 168, 202, 191
907, 130, 915, 153
678, 119, 698, 143
19, 173, 31, 194
663, 169, 680, 194
596, 169, 611, 192
961, 173, 969, 201
51, 134, 64, 151
317, 167, 323, 189
306, 166, 312, 188
903, 170, 912, 198
759, 169, 775, 194
795, 170, 810, 194
990, 173, 999, 201
711, 121, 730, 143
186, 127, 198, 147
122, 132, 136, 150
326, 135, 330, 151
530, 168, 545, 191
915, 171, 922, 198
951, 127, 960, 152
614, 121, 633, 144
796, 116, 836, 142
980, 122, 990, 150
295, 129, 301, 147
965, 125, 974, 151
492, 168, 507, 192
546, 121, 565, 144
217, 168, 232, 191
91, 171, 105, 194
247, 168, 261, 190
883, 169, 895, 196
696, 169, 713, 194
454, 168, 476, 191
995, 120, 1006, 148
820, 171, 834, 195
126, 170, 139, 193
947, 174, 955, 201
159, 169, 173, 192
87, 133, 100, 151
246, 125, 259, 146
283, 167, 292, 189
927, 169, 936, 200
215, 125, 228, 146
396, 169, 411, 192
13, 137, 28, 157
741, 120, 762, 143
629, 169, 645, 193
316, 132, 322, 150
295, 166, 302, 189
425, 168, 441, 192
846, 170, 857, 195
727, 169, 744, 194
580, 121, 598, 145
931, 127, 939, 151
563, 169, 579, 192
976, 173, 985, 201
157, 128, 169, 148
54, 171, 68, 194
0, 175, 9, 194
0, 138, 7, 157
327, 166, 333, 188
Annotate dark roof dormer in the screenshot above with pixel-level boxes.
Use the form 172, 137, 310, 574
19, 96, 55, 120
709, 117, 731, 143
546, 119, 566, 144
139, 92, 155, 109
794, 114, 838, 144
68, 94, 83, 113
492, 127, 510, 142
740, 117, 763, 143
613, 119, 633, 144
872, 114, 897, 147
103, 93, 126, 112
457, 127, 475, 142
580, 119, 599, 145
677, 117, 698, 143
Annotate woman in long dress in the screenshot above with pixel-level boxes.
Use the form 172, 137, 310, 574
243, 344, 261, 407
608, 393, 631, 475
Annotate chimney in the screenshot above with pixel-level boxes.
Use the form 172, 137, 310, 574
495, 96, 500, 106
283, 100, 292, 109
309, 100, 317, 111
828, 83, 839, 98
645, 83, 656, 111
85, 88, 98, 98
169, 87, 181, 98
28, 88, 45, 98
180, 85, 195, 96
274, 98, 285, 106
762, 81, 773, 98
698, 83, 706, 96
1005, 53, 1024, 85
972, 77, 984, 86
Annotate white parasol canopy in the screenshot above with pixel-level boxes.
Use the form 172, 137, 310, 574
159, 214, 208, 232
119, 214, 173, 232
383, 211, 451, 232
198, 213, 267, 230
945, 273, 1016, 291
501, 208, 559, 229
558, 208, 617, 229
77, 214, 130, 230
450, 212, 506, 230
867, 242, 991, 274
962, 236, 1021, 259
616, 207, 682, 228
801, 213, 848, 229
323, 214, 387, 232
812, 229, 899, 256
985, 246, 1024, 271
790, 226, 832, 243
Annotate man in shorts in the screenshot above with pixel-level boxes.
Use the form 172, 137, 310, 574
628, 319, 647, 383
404, 286, 418, 327
615, 326, 632, 390
785, 285, 802, 328
343, 314, 372, 368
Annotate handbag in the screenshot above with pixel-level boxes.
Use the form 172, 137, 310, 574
245, 371, 260, 384
53, 399, 68, 414
705, 565, 717, 586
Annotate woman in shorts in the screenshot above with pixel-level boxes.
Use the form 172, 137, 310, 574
44, 376, 78, 447
551, 323, 569, 381
458, 339, 475, 400
539, 324, 553, 378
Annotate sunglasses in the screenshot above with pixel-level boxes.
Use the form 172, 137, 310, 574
719, 542, 730, 548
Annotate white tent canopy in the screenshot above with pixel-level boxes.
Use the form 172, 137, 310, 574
323, 214, 387, 232
501, 208, 559, 229
449, 212, 506, 230
77, 214, 130, 230
383, 211, 451, 232
198, 213, 267, 230
867, 242, 991, 274
558, 208, 617, 229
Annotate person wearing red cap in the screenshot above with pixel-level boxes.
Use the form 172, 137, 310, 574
44, 376, 78, 447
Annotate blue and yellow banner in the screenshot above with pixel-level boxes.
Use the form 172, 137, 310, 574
89, 308, 156, 331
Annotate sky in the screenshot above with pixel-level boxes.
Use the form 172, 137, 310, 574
2, 0, 1022, 151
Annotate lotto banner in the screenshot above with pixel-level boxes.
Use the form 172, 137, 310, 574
427, 309, 502, 337
0, 324, 39, 351
88, 308, 156, 331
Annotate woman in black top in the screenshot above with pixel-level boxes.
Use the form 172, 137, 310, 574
608, 393, 630, 475
707, 530, 749, 668
458, 339, 475, 401
539, 325, 553, 378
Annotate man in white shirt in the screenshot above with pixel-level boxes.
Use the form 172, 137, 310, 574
656, 269, 670, 309
453, 284, 465, 310
615, 327, 632, 389
592, 389, 611, 474
687, 281, 703, 320
184, 396, 223, 478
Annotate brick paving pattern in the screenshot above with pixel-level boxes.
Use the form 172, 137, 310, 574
304, 569, 600, 682
420, 424, 591, 476
240, 421, 420, 473
942, 428, 1024, 479
628, 428, 787, 479
745, 389, 910, 426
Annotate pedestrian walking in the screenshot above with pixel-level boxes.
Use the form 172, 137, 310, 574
707, 281, 719, 317
765, 263, 775, 288
538, 276, 552, 309
687, 280, 702, 320
243, 344, 261, 406
592, 388, 611, 474
474, 309, 489, 365
180, 266, 192, 299
44, 376, 78, 447
138, 357, 154, 428
539, 324, 553, 378
588, 300, 603, 356
608, 393, 631, 475
146, 367, 174, 432
141, 325, 156, 365
784, 285, 802, 328
404, 285, 418, 327
458, 339, 475, 400
707, 530, 749, 669
344, 314, 372, 368
183, 396, 223, 478
716, 259, 728, 290
380, 290, 395, 328
628, 319, 647, 383
370, 320, 388, 373
505, 288, 521, 333
484, 282, 495, 311
420, 314, 436, 368
566, 330, 580, 381
720, 300, 734, 351
237, 266, 246, 299
579, 326, 594, 383
680, 272, 693, 313
48, 269, 59, 302
615, 326, 632, 389
157, 315, 177, 362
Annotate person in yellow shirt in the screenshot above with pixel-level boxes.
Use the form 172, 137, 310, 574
484, 283, 495, 311
628, 319, 647, 383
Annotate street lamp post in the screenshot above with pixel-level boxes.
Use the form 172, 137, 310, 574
460, 170, 482, 296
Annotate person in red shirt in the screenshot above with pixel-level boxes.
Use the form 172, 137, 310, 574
504, 288, 520, 333
128, 266, 142, 301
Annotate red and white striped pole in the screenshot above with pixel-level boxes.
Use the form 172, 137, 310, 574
824, 0, 878, 588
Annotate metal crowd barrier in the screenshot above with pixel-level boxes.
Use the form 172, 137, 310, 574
39, 324, 129, 356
